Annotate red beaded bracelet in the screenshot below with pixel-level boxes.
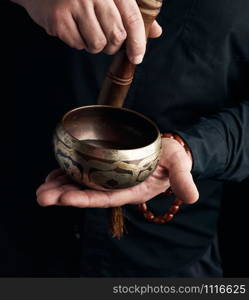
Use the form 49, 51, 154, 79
138, 133, 192, 224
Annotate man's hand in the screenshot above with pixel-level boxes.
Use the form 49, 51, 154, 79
13, 0, 162, 64
36, 138, 199, 208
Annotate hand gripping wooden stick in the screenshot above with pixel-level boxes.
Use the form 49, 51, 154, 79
97, 0, 163, 108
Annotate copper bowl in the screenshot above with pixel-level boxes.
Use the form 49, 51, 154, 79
53, 105, 161, 191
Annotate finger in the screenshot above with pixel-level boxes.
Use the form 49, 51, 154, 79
36, 175, 71, 196
59, 164, 170, 208
169, 154, 199, 204
114, 0, 146, 64
142, 165, 170, 198
45, 169, 65, 182
59, 187, 137, 208
55, 13, 86, 50
37, 184, 80, 207
148, 21, 162, 38
73, 3, 107, 53
95, 0, 127, 55
170, 171, 199, 204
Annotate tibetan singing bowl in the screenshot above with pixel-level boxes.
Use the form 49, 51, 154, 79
53, 105, 161, 191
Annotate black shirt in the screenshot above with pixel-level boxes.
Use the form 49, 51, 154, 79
4, 0, 249, 276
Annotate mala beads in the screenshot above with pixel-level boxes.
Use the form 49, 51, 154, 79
138, 133, 192, 224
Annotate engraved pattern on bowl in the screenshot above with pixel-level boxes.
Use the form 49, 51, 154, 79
53, 106, 161, 190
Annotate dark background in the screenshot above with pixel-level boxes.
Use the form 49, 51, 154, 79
1, 1, 249, 277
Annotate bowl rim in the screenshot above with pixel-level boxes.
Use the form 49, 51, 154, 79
59, 105, 161, 160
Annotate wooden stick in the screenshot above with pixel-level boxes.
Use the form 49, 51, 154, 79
97, 0, 164, 238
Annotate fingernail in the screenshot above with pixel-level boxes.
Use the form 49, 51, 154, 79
131, 55, 143, 64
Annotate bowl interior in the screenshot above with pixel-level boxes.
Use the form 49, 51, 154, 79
62, 106, 159, 150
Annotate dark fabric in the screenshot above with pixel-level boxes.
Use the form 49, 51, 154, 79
2, 0, 249, 276
80, 230, 223, 277
172, 235, 223, 278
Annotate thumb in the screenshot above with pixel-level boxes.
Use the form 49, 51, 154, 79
148, 21, 163, 38
168, 155, 199, 204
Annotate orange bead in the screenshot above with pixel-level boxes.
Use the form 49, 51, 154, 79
138, 203, 147, 213
144, 211, 155, 221
169, 205, 180, 214
162, 133, 174, 139
153, 217, 166, 224
173, 135, 185, 147
164, 213, 174, 222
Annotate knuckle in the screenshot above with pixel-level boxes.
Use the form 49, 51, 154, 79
104, 193, 112, 208
109, 29, 127, 46
52, 6, 63, 21
126, 12, 141, 27
37, 192, 50, 207
50, 7, 66, 35
87, 38, 107, 53
70, 0, 81, 10
59, 191, 72, 205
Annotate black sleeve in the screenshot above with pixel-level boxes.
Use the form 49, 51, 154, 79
174, 100, 249, 182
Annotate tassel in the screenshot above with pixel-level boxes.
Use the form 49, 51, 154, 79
111, 207, 125, 239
